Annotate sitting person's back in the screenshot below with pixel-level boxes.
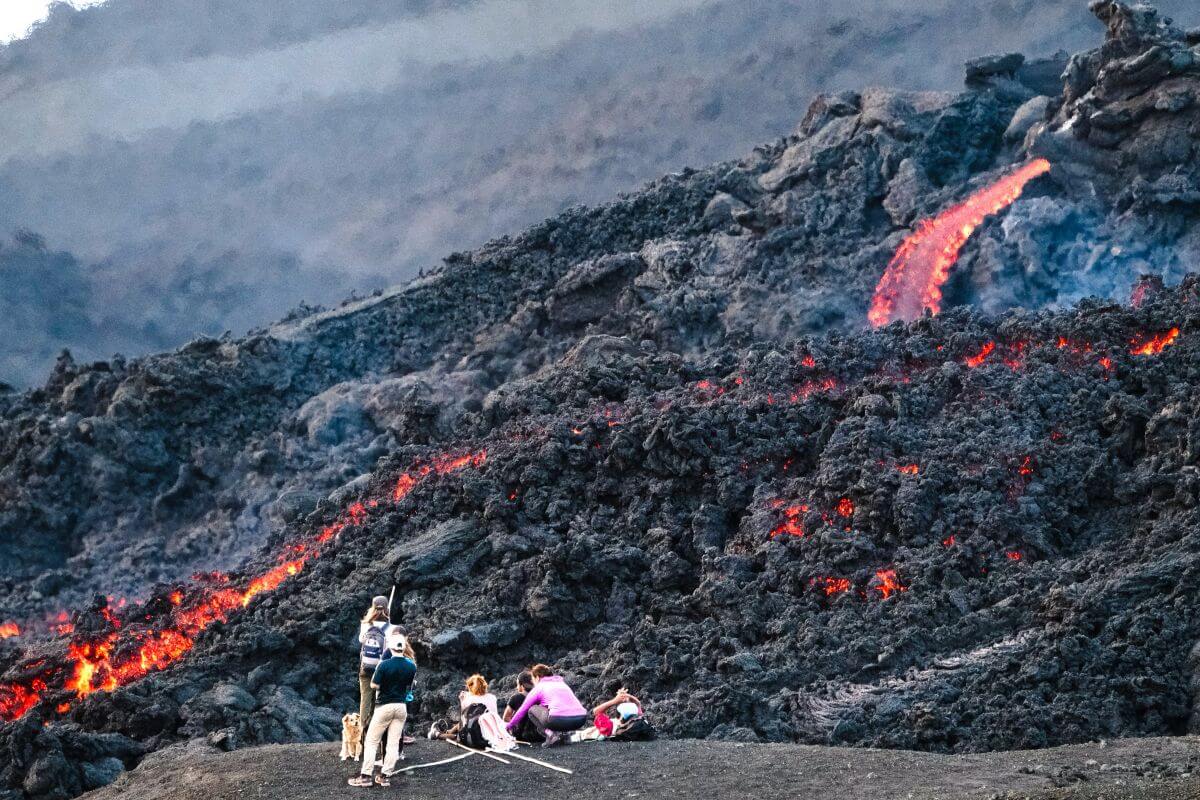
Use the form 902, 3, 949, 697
460, 674, 499, 717
457, 674, 516, 752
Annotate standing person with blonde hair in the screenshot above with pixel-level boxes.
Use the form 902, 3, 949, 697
355, 595, 396, 744
348, 630, 416, 787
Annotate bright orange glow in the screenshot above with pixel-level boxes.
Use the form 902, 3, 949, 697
1130, 328, 1180, 355
814, 576, 851, 596
0, 679, 46, 721
770, 505, 809, 538
1017, 456, 1034, 478
0, 448, 490, 723
790, 378, 839, 402
0, 622, 19, 639
874, 569, 906, 599
964, 341, 995, 368
897, 464, 919, 475
1006, 551, 1023, 561
835, 498, 855, 518
869, 159, 1051, 327
942, 535, 956, 547
392, 473, 418, 501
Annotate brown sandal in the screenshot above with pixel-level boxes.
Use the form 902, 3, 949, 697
347, 775, 373, 788
374, 774, 391, 787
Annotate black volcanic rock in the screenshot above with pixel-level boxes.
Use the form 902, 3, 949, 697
3, 3, 1200, 799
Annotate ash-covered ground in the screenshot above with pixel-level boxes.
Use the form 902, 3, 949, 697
4, 2, 1200, 798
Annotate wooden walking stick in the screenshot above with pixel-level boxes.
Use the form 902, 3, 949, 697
445, 738, 511, 764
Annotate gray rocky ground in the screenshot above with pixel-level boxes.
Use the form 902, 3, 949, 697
87, 737, 1200, 800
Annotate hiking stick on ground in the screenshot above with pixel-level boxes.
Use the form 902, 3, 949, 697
391, 751, 476, 773
445, 738, 511, 764
499, 748, 574, 775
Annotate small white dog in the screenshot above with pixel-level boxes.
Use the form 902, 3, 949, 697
340, 713, 363, 761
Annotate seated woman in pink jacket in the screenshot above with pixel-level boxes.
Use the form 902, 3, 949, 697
505, 663, 588, 747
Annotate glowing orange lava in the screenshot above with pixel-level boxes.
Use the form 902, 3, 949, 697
1130, 328, 1180, 355
964, 341, 995, 368
0, 622, 19, 639
814, 577, 851, 596
770, 505, 809, 538
874, 569, 906, 599
868, 159, 1051, 327
0, 448, 489, 723
790, 378, 840, 402
0, 679, 46, 721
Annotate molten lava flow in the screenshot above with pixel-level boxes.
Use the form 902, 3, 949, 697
0, 448, 490, 723
964, 341, 995, 368
790, 378, 839, 402
1130, 328, 1180, 355
873, 569, 906, 599
0, 679, 46, 721
897, 464, 920, 475
770, 505, 809, 538
0, 622, 19, 639
53, 612, 73, 636
835, 498, 854, 518
868, 159, 1051, 327
813, 576, 851, 596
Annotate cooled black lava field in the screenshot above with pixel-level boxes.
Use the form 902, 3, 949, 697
4, 2, 1200, 798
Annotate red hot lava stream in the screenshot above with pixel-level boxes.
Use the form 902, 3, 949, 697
0, 450, 487, 723
869, 159, 1052, 328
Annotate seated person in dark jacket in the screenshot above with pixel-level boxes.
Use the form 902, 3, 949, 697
502, 670, 541, 742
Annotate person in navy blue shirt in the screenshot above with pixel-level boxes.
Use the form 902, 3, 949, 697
349, 630, 417, 787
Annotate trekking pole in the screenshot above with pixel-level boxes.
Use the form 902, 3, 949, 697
445, 739, 511, 764
392, 752, 476, 773
387, 584, 396, 619
502, 749, 573, 775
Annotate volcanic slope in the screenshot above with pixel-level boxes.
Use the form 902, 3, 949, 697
7, 0, 1200, 625
5, 2, 1200, 798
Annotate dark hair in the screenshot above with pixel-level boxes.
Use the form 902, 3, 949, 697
517, 670, 534, 691
531, 664, 554, 679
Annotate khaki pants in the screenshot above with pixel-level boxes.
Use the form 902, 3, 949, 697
361, 702, 407, 776
358, 670, 376, 743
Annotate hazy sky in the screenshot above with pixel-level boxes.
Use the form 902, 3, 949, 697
0, 1, 106, 42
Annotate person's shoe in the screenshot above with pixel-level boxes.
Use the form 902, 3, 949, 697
403, 735, 416, 745
426, 722, 440, 740
541, 731, 561, 748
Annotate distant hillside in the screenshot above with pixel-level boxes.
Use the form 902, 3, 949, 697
0, 0, 1194, 385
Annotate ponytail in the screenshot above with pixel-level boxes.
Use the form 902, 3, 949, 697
362, 606, 389, 624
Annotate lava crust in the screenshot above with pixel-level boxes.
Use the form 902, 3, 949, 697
4, 2, 1200, 798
